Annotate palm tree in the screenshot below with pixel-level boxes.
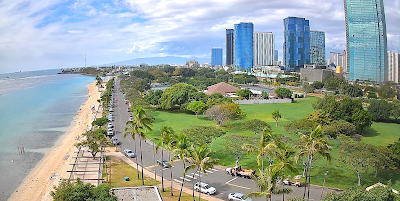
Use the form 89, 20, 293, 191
296, 125, 331, 200
132, 107, 154, 185
242, 128, 280, 172
171, 133, 191, 201
155, 125, 174, 192
245, 167, 280, 201
95, 76, 102, 91
124, 120, 140, 180
184, 144, 218, 201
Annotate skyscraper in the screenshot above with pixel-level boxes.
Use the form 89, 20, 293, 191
234, 22, 254, 71
283, 17, 310, 72
310, 31, 325, 65
388, 51, 400, 83
329, 52, 341, 66
342, 50, 348, 72
253, 32, 274, 66
211, 47, 223, 67
274, 50, 278, 62
344, 0, 388, 82
226, 29, 234, 66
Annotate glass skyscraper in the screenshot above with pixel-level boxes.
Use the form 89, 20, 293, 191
253, 32, 274, 66
283, 17, 310, 72
226, 29, 234, 66
211, 47, 223, 67
344, 0, 388, 82
274, 50, 278, 63
234, 22, 254, 71
310, 31, 325, 65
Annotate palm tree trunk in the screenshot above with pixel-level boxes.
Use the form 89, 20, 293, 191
140, 136, 144, 185
161, 143, 164, 192
169, 151, 173, 196
198, 169, 201, 201
134, 135, 139, 180
154, 143, 156, 180
178, 162, 186, 201
307, 154, 313, 201
192, 168, 198, 201
303, 154, 310, 199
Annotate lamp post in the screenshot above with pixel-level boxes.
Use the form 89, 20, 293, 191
321, 171, 329, 199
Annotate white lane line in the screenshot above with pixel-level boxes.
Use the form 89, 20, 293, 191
211, 168, 218, 171
160, 168, 169, 171
226, 177, 238, 184
191, 173, 202, 177
174, 179, 183, 183
185, 175, 196, 179
205, 170, 213, 173
179, 177, 191, 182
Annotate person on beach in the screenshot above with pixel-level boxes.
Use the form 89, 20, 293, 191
22, 146, 25, 154
18, 147, 20, 154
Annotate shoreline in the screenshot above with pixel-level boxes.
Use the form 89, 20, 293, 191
8, 82, 101, 201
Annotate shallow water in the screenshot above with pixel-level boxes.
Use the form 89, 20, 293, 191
0, 69, 93, 200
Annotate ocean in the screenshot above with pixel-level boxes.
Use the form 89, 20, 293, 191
0, 69, 94, 200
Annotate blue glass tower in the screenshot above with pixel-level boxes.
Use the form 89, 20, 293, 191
211, 47, 223, 66
226, 29, 234, 66
283, 17, 310, 72
310, 31, 325, 65
274, 50, 278, 62
344, 0, 388, 82
234, 22, 253, 71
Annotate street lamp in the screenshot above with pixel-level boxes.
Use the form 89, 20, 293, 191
321, 171, 329, 199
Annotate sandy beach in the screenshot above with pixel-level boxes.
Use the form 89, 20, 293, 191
9, 82, 101, 201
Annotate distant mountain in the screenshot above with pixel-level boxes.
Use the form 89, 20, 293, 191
104, 56, 210, 66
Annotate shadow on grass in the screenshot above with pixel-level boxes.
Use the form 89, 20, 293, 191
362, 127, 380, 138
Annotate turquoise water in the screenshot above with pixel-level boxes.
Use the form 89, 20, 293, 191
0, 70, 93, 200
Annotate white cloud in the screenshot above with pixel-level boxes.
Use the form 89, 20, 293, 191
67, 30, 85, 34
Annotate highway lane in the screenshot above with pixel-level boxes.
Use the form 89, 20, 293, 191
109, 78, 336, 201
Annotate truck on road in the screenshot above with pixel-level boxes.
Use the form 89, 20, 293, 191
226, 166, 255, 179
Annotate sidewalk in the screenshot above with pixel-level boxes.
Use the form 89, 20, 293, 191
107, 152, 224, 201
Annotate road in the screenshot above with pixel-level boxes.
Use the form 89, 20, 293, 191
109, 78, 337, 201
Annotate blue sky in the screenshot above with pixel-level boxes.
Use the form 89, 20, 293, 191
0, 0, 399, 74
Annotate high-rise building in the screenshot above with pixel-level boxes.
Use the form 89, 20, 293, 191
342, 50, 348, 72
310, 31, 325, 65
329, 52, 341, 66
388, 51, 400, 83
234, 22, 254, 71
253, 32, 274, 66
226, 29, 234, 66
274, 50, 278, 62
211, 47, 223, 67
283, 17, 310, 72
344, 0, 388, 82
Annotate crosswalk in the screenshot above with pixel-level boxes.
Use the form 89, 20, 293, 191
172, 168, 219, 184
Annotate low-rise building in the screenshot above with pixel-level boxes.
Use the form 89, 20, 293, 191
300, 68, 332, 83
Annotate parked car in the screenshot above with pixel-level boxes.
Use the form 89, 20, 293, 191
157, 159, 171, 168
108, 117, 113, 121
107, 128, 114, 136
128, 117, 133, 121
109, 107, 114, 112
107, 123, 113, 129
228, 193, 252, 201
124, 149, 135, 158
127, 107, 131, 112
194, 182, 216, 195
111, 138, 120, 145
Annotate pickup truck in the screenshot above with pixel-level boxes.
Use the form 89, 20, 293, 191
226, 166, 255, 179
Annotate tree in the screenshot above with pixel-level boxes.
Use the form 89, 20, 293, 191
181, 125, 227, 147
92, 116, 108, 127
51, 178, 117, 201
158, 83, 198, 109
303, 83, 314, 97
306, 110, 331, 126
368, 99, 391, 121
391, 99, 400, 121
124, 120, 140, 180
245, 167, 280, 201
77, 129, 108, 159
272, 110, 282, 127
284, 118, 317, 135
184, 145, 218, 201
323, 73, 345, 91
369, 145, 392, 178
342, 83, 363, 97
171, 133, 191, 201
241, 119, 271, 137
236, 88, 253, 99
95, 76, 103, 91
367, 92, 378, 99
223, 134, 254, 166
388, 138, 400, 169
322, 183, 399, 201
351, 109, 373, 135
155, 126, 173, 192
379, 82, 395, 99
204, 102, 246, 126
275, 88, 292, 99
262, 91, 269, 99
311, 81, 324, 89
144, 90, 163, 106
323, 120, 356, 139
186, 101, 207, 118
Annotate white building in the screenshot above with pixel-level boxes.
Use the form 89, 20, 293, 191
253, 32, 274, 66
388, 51, 400, 83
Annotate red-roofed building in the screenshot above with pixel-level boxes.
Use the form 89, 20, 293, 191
205, 82, 239, 97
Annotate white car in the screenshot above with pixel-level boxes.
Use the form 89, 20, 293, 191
107, 128, 114, 136
124, 149, 135, 158
107, 123, 113, 129
194, 182, 216, 195
228, 193, 252, 201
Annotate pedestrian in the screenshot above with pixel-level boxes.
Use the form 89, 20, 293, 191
18, 147, 20, 154
22, 146, 25, 154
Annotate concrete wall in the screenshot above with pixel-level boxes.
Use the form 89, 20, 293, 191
236, 99, 292, 105
300, 68, 332, 82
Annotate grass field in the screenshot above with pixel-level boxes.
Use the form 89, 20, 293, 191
146, 97, 400, 191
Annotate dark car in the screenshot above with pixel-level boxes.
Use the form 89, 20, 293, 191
157, 159, 171, 168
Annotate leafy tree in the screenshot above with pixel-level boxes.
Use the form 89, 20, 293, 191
204, 102, 246, 126
186, 101, 207, 118
306, 110, 331, 126
92, 116, 108, 127
51, 178, 117, 201
351, 109, 373, 135
154, 126, 174, 192
368, 99, 391, 121
236, 88, 253, 99
158, 83, 198, 109
171, 133, 191, 201
303, 83, 314, 97
77, 129, 108, 159
311, 81, 324, 89
364, 86, 377, 93
367, 92, 378, 99
182, 125, 226, 147
262, 91, 269, 99
245, 167, 280, 201
223, 134, 254, 166
144, 90, 163, 106
337, 97, 363, 122
379, 82, 395, 99
388, 138, 400, 169
369, 145, 393, 177
322, 184, 399, 201
275, 88, 292, 99
130, 69, 155, 80
323, 120, 356, 138
391, 99, 400, 121
342, 83, 363, 97
323, 73, 345, 91
272, 110, 282, 127
241, 119, 271, 137
284, 118, 317, 135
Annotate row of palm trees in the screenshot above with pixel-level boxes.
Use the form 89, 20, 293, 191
243, 126, 331, 201
123, 107, 218, 201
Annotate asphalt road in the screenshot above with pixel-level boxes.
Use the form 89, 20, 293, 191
108, 78, 337, 201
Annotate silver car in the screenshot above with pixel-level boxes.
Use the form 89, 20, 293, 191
228, 193, 252, 201
124, 149, 135, 158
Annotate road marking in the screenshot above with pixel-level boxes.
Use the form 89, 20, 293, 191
226, 177, 237, 184
225, 182, 251, 190
191, 172, 202, 177
160, 168, 169, 171
179, 177, 191, 182
211, 168, 218, 171
146, 165, 156, 169
185, 175, 196, 179
205, 170, 213, 173
174, 179, 183, 183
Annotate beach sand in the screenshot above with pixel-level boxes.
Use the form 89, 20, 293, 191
9, 82, 101, 201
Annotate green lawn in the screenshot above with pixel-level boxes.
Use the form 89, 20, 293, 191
146, 97, 400, 191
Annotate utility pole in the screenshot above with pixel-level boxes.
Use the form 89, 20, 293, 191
321, 171, 329, 200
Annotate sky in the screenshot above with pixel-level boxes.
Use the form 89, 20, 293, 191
0, 0, 399, 74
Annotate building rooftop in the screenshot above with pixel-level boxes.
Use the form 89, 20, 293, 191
205, 82, 239, 96
111, 186, 163, 201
